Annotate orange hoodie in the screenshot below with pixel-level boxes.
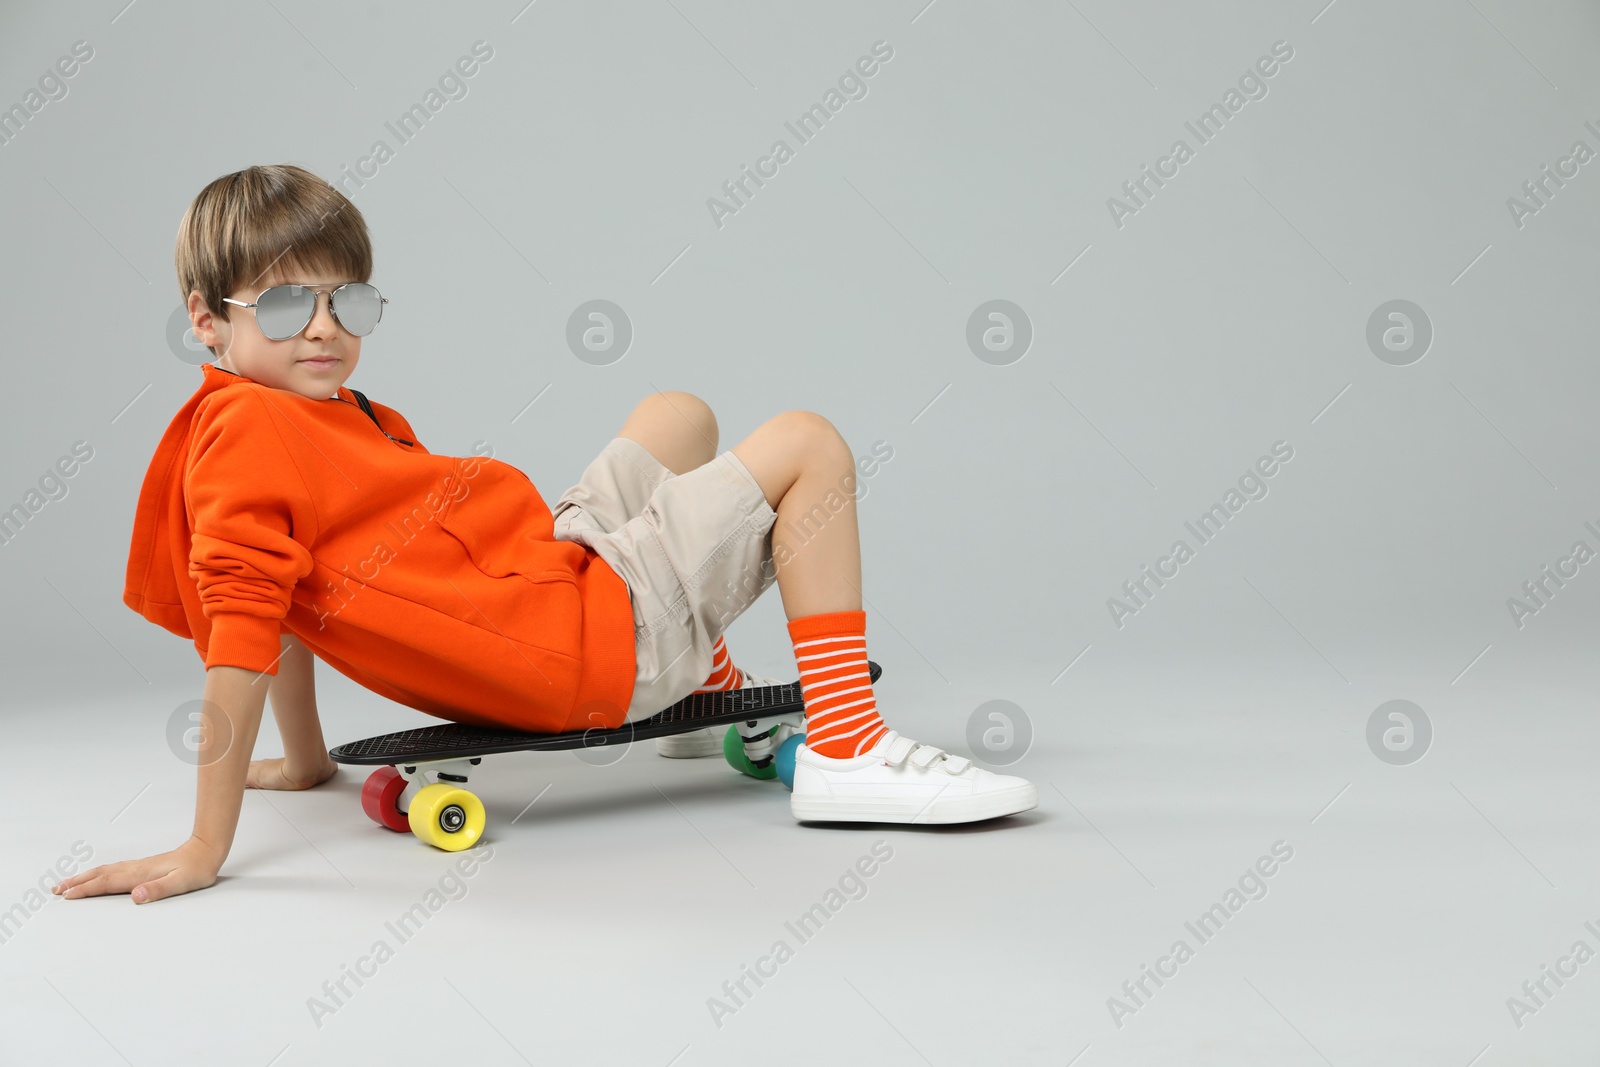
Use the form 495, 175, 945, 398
123, 363, 637, 733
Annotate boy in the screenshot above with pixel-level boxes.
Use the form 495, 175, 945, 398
53, 165, 1036, 905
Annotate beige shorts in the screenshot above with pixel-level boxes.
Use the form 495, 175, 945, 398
551, 436, 779, 723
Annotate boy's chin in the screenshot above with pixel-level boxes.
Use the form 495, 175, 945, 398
278, 376, 343, 399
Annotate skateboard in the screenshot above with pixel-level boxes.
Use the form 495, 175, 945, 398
329, 660, 882, 851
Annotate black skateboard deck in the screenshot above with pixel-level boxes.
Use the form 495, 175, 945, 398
329, 660, 881, 766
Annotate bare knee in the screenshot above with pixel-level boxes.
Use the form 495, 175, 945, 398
642, 391, 718, 450
732, 410, 851, 506
777, 410, 850, 463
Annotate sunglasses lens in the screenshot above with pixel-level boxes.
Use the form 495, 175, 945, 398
333, 283, 383, 336
255, 285, 317, 340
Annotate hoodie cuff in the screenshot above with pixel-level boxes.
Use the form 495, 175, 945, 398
203, 612, 285, 674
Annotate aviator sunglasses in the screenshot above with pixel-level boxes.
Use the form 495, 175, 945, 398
222, 282, 388, 341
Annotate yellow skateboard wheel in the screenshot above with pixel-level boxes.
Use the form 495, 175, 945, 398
407, 783, 486, 851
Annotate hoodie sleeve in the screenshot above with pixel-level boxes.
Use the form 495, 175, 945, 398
185, 388, 319, 674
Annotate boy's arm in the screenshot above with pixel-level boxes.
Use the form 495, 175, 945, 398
247, 633, 338, 790
53, 663, 270, 904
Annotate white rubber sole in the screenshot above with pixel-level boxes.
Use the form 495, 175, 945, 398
791, 781, 1039, 824
655, 726, 723, 759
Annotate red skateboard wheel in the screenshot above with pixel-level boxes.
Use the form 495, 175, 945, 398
361, 766, 411, 832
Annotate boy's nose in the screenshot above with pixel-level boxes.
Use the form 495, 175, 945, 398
306, 292, 340, 338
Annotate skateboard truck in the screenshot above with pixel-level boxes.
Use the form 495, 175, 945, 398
736, 713, 805, 770
394, 757, 482, 815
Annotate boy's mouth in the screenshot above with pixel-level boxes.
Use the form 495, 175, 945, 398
299, 356, 339, 369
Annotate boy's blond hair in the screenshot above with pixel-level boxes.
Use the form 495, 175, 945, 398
175, 164, 372, 358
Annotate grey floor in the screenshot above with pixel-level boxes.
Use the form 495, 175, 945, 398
6, 649, 1597, 1067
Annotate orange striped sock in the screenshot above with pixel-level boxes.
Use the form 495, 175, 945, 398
692, 634, 746, 693
786, 609, 889, 758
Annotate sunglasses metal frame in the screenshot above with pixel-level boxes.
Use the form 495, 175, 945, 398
222, 282, 387, 340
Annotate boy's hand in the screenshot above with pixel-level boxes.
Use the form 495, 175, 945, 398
246, 755, 339, 791
51, 837, 224, 904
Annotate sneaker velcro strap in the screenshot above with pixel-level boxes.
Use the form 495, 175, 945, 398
920, 750, 970, 774
892, 740, 971, 775
880, 733, 917, 765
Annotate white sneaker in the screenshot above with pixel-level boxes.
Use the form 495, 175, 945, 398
655, 672, 788, 758
790, 729, 1037, 824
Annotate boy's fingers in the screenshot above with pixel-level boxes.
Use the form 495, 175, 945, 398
132, 870, 185, 903
60, 873, 118, 899
133, 867, 210, 904
57, 860, 171, 899
55, 865, 111, 897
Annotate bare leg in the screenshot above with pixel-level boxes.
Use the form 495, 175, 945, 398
730, 411, 862, 621
616, 391, 718, 475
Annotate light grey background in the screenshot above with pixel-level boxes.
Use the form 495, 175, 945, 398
3, 1, 1599, 1064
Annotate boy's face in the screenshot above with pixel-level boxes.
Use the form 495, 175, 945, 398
189, 267, 362, 399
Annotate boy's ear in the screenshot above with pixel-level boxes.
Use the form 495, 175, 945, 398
188, 290, 218, 347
